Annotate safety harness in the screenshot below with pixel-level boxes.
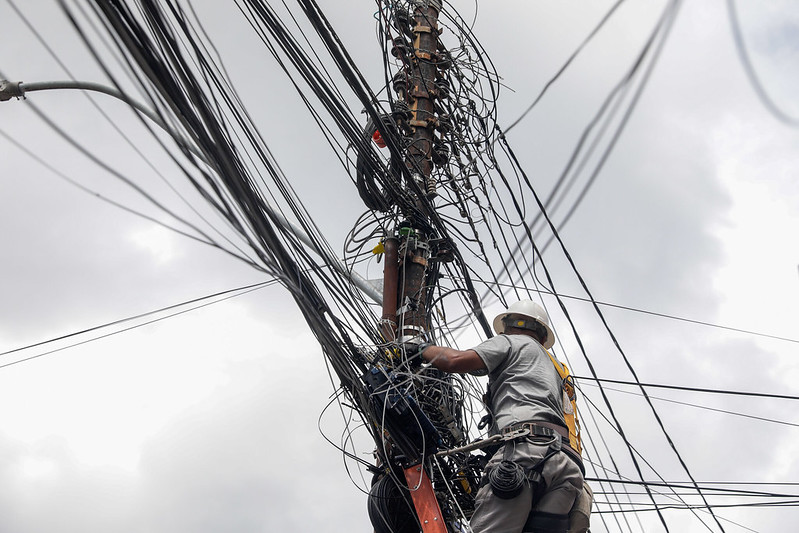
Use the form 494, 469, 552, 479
483, 424, 562, 500
544, 351, 582, 457
489, 424, 575, 533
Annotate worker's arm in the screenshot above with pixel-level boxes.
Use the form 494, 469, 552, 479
420, 345, 486, 374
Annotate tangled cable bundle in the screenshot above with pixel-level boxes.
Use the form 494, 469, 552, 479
15, 1, 788, 530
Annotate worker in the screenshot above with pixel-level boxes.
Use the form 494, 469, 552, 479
409, 300, 589, 533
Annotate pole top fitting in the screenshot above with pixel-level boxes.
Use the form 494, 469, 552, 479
411, 0, 442, 12
0, 80, 25, 102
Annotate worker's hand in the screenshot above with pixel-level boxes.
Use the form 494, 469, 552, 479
401, 335, 429, 352
400, 338, 432, 366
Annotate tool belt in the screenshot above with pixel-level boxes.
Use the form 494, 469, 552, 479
502, 421, 585, 475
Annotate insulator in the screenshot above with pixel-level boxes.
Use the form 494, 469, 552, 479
429, 237, 455, 263
390, 37, 409, 59
437, 48, 452, 70
432, 139, 449, 166
392, 6, 412, 36
391, 100, 412, 122
392, 71, 408, 98
436, 113, 452, 134
426, 175, 437, 197
435, 77, 450, 99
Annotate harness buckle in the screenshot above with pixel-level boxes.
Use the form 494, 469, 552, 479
503, 422, 561, 449
500, 426, 531, 441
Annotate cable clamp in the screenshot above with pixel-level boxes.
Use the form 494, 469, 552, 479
397, 324, 426, 338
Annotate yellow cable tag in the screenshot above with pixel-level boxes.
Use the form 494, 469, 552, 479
372, 242, 385, 255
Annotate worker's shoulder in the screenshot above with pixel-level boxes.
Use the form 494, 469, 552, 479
474, 333, 543, 356
502, 333, 543, 350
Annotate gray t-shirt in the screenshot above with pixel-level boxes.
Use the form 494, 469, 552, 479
472, 334, 565, 434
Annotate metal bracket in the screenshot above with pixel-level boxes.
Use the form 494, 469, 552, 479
397, 296, 419, 316
0, 80, 24, 101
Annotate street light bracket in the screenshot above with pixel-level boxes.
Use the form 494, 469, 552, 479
0, 80, 24, 101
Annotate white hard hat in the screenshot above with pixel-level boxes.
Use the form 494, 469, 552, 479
493, 299, 555, 349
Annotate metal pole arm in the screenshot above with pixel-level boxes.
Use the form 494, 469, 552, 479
2, 80, 166, 128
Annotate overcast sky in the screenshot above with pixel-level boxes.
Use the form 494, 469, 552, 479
1, 1, 798, 532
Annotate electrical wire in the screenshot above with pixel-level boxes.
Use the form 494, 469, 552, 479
576, 376, 799, 402
0, 280, 278, 370
9, 1, 793, 529
726, 0, 799, 127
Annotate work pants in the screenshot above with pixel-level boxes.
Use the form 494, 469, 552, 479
470, 439, 583, 533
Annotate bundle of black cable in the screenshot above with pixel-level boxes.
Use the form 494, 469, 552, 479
488, 460, 527, 499
367, 474, 418, 533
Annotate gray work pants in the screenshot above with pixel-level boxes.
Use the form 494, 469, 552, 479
470, 440, 583, 533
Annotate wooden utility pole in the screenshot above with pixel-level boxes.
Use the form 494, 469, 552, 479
406, 0, 440, 192
380, 1, 449, 532
392, 0, 443, 345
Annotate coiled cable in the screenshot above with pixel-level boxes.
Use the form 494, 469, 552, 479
488, 460, 527, 499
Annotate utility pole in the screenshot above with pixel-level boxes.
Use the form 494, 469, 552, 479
391, 0, 442, 346
379, 2, 449, 532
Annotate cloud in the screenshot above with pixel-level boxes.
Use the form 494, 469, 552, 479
132, 344, 373, 532
0, 432, 137, 533
0, 305, 372, 533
